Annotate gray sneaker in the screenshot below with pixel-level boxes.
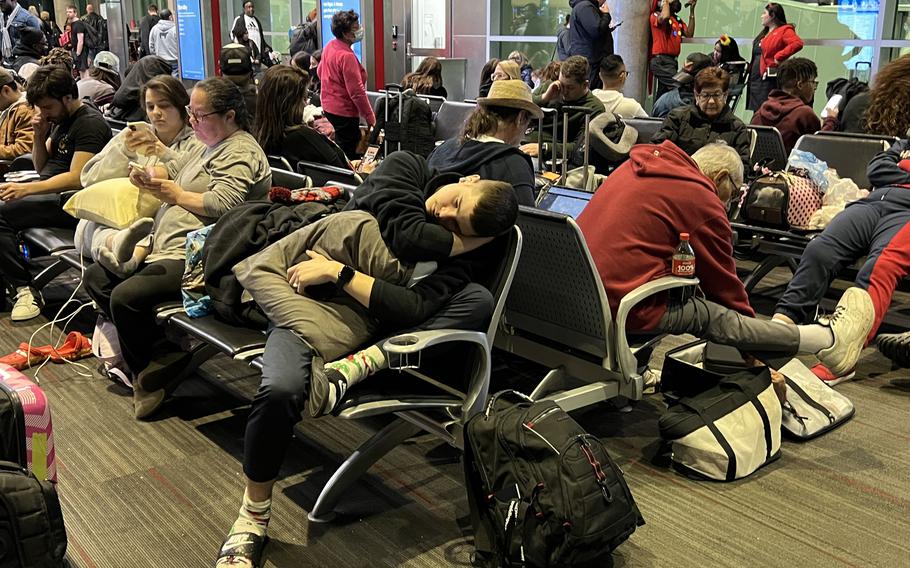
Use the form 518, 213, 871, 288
817, 287, 874, 377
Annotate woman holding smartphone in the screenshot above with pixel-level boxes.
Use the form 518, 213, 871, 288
76, 75, 202, 265
82, 77, 272, 420
747, 3, 803, 111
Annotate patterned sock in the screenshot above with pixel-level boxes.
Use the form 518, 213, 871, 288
111, 217, 154, 263
216, 492, 271, 568
325, 345, 386, 388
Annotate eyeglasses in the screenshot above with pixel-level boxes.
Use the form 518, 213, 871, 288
185, 106, 220, 122
696, 92, 727, 101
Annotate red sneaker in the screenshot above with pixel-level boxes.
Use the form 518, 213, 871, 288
811, 363, 856, 386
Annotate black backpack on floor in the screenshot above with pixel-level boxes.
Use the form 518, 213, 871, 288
0, 462, 68, 567
464, 391, 644, 567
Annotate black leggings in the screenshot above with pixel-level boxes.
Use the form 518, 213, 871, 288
243, 283, 494, 482
83, 259, 185, 373
324, 111, 363, 160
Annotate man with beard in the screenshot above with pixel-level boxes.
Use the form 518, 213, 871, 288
0, 65, 111, 321
650, 0, 697, 101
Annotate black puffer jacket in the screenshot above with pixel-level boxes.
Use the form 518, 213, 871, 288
651, 104, 751, 167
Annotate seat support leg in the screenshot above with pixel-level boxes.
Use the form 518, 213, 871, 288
307, 418, 423, 523
529, 367, 568, 400
743, 255, 790, 294
32, 258, 74, 291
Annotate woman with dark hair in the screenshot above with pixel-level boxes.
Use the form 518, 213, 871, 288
747, 2, 803, 111
652, 67, 751, 166
533, 61, 561, 96
318, 9, 374, 158
429, 79, 540, 206
76, 74, 202, 264
478, 57, 500, 97
713, 34, 743, 66
253, 65, 349, 170
82, 76, 271, 420
106, 55, 174, 121
401, 56, 447, 97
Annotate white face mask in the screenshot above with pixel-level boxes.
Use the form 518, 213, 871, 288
352, 27, 365, 43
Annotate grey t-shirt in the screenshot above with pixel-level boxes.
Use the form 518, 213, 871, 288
146, 129, 272, 263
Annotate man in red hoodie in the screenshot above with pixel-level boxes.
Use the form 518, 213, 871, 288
576, 140, 874, 385
751, 57, 836, 153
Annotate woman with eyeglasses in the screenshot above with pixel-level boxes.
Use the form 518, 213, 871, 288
651, 67, 751, 167
82, 76, 271, 420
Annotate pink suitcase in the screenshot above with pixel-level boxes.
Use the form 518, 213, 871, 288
0, 363, 57, 482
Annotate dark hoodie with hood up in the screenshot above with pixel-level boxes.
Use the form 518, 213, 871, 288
107, 56, 173, 121
428, 138, 535, 206
577, 141, 754, 330
751, 89, 834, 153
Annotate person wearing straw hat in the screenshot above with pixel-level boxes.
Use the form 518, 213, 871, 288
429, 79, 542, 206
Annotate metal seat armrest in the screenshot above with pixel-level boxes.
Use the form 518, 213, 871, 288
382, 329, 490, 421
614, 277, 700, 386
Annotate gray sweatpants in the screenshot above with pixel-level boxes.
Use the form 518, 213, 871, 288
658, 296, 800, 359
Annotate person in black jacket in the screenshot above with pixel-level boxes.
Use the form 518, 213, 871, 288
429, 79, 541, 206
215, 150, 518, 568
106, 55, 172, 121
568, 0, 613, 89
651, 67, 751, 167
253, 65, 348, 170
10, 26, 45, 73
138, 4, 159, 57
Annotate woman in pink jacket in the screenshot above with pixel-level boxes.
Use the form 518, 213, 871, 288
317, 9, 375, 159
747, 2, 803, 110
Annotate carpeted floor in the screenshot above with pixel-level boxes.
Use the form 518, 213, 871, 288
3, 265, 910, 568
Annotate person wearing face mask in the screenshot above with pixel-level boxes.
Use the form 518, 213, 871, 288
0, 65, 111, 322
650, 0, 697, 102
519, 55, 605, 158
215, 150, 518, 568
318, 9, 374, 159
651, 67, 751, 168
577, 140, 874, 401
429, 79, 542, 206
750, 57, 836, 153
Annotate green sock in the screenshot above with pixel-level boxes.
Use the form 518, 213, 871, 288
325, 345, 386, 388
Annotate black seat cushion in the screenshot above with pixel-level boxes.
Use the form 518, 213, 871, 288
168, 313, 266, 357
21, 227, 75, 255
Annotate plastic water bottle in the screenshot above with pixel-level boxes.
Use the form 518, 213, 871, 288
671, 233, 695, 278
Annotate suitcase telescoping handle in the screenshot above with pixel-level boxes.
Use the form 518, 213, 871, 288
559, 105, 596, 188
537, 107, 558, 174
383, 83, 404, 155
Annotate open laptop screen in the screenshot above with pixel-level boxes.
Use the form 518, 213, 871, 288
537, 186, 593, 219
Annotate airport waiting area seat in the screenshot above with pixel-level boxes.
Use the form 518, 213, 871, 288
748, 125, 788, 171
297, 160, 361, 187
625, 117, 663, 146
432, 101, 476, 143
495, 207, 696, 411
733, 133, 897, 296
155, 225, 522, 521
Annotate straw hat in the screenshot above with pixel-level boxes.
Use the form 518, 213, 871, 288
477, 79, 543, 119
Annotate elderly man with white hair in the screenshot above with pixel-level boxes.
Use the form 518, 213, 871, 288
576, 140, 874, 394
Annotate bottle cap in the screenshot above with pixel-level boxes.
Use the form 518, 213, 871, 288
680, 232, 690, 240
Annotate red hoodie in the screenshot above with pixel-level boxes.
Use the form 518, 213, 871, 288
750, 90, 821, 154
577, 141, 754, 330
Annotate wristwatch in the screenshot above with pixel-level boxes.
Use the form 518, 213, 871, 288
336, 264, 355, 291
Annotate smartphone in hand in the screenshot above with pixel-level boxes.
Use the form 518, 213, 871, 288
821, 94, 843, 119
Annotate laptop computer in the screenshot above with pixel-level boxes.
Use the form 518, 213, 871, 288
537, 186, 594, 219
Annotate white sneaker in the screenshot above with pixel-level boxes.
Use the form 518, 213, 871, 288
816, 287, 874, 377
11, 287, 41, 322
